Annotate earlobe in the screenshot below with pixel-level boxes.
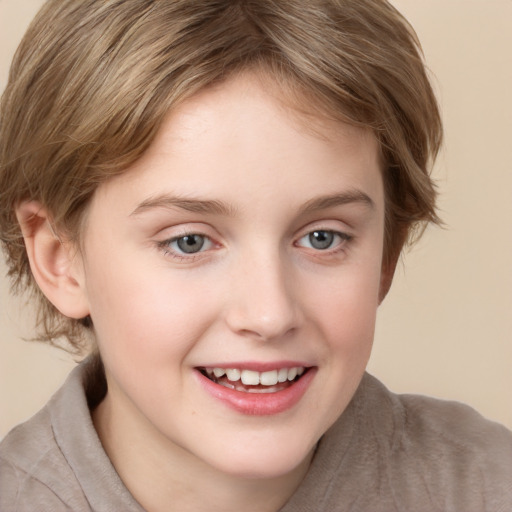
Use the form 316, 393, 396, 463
16, 201, 90, 319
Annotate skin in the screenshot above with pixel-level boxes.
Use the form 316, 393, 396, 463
20, 74, 391, 511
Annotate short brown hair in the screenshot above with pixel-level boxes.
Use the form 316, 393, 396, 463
0, 0, 442, 353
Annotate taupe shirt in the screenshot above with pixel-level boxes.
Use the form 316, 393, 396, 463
1, 361, 512, 511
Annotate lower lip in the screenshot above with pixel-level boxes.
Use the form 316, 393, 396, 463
195, 368, 316, 416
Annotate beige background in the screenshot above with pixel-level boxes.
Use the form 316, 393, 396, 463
1, 0, 511, 438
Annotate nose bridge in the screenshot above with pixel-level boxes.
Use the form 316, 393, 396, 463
225, 245, 300, 341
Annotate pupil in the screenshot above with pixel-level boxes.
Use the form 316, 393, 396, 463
309, 231, 333, 250
177, 235, 204, 253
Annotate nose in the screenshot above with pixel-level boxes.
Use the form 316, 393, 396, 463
224, 251, 302, 341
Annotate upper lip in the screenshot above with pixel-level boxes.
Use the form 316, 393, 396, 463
196, 361, 313, 372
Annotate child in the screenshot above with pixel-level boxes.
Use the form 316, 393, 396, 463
1, 1, 511, 511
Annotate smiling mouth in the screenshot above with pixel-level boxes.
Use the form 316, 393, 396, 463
198, 367, 308, 394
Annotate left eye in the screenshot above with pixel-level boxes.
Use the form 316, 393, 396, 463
167, 234, 213, 254
297, 230, 348, 250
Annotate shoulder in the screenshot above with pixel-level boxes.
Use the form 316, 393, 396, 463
1, 358, 142, 512
397, 391, 512, 471
0, 412, 91, 511
399, 390, 512, 448
358, 373, 512, 457
371, 376, 512, 510
293, 374, 512, 512
0, 373, 91, 511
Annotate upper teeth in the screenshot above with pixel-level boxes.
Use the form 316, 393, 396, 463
207, 367, 305, 386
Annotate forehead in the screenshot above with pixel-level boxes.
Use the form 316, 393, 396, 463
88, 73, 383, 219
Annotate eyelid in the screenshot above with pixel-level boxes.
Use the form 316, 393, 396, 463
294, 218, 353, 240
156, 222, 217, 244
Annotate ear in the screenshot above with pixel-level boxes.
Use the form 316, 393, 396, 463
16, 201, 90, 319
378, 225, 408, 303
378, 252, 401, 303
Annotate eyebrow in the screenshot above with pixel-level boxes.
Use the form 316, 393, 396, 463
130, 189, 374, 217
130, 194, 237, 217
301, 190, 375, 213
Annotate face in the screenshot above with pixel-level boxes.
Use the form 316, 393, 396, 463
77, 74, 386, 480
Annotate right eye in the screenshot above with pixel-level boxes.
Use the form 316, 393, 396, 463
160, 233, 214, 256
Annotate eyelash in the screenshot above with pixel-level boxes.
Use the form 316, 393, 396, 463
157, 229, 353, 261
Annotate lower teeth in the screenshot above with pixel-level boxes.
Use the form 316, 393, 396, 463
217, 380, 284, 393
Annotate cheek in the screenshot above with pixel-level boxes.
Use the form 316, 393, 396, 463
305, 260, 382, 353
322, 288, 378, 350
83, 255, 220, 362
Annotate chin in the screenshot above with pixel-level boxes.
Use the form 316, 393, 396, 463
200, 432, 317, 480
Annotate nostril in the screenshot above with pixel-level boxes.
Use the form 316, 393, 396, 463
236, 325, 297, 342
